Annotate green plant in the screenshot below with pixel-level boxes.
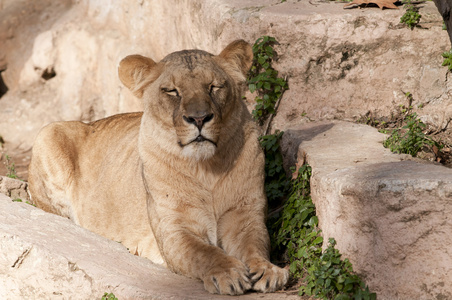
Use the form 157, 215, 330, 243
271, 164, 318, 259
271, 164, 376, 299
402, 92, 413, 108
248, 36, 288, 125
301, 238, 376, 300
101, 293, 118, 300
11, 198, 36, 206
383, 112, 439, 156
400, 0, 421, 29
259, 131, 290, 205
4, 154, 19, 179
442, 49, 452, 70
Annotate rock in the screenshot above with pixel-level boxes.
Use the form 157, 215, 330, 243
282, 121, 452, 300
432, 0, 452, 44
0, 0, 451, 150
0, 193, 299, 299
0, 0, 73, 150
18, 30, 57, 87
0, 176, 29, 201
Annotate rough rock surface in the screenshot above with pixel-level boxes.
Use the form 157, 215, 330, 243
0, 176, 29, 201
282, 121, 452, 300
0, 193, 299, 300
0, 0, 450, 151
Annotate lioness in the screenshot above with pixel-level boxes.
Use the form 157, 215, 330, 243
28, 40, 289, 295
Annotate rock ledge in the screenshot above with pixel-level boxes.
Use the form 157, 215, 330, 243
282, 121, 452, 300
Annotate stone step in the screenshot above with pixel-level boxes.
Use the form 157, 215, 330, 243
282, 120, 452, 300
0, 191, 300, 299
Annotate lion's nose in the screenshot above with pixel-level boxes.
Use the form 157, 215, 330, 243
183, 113, 214, 131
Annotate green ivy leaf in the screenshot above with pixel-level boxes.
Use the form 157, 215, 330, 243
313, 236, 324, 245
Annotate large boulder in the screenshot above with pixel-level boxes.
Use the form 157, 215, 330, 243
282, 121, 452, 300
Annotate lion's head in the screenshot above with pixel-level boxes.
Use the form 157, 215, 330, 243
118, 40, 253, 161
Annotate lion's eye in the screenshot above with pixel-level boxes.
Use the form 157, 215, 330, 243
163, 88, 179, 97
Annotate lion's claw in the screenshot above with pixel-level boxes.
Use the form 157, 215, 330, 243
202, 257, 252, 295
249, 260, 289, 293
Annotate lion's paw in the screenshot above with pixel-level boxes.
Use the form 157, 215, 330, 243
249, 259, 289, 293
202, 257, 252, 295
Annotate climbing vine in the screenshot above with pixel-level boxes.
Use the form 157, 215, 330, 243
248, 36, 288, 126
259, 131, 290, 206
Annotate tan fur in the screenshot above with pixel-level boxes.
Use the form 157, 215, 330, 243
28, 40, 289, 295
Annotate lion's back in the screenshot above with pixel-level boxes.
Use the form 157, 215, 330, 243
28, 112, 143, 219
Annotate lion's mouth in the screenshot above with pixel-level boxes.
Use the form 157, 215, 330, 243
178, 135, 217, 147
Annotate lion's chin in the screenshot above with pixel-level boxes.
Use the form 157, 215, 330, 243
180, 141, 216, 161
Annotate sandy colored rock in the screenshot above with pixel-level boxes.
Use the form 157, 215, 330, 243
0, 176, 29, 201
282, 121, 452, 300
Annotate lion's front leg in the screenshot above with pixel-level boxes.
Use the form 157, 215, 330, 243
217, 206, 289, 293
151, 212, 252, 295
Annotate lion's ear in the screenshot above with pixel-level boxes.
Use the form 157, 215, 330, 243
217, 40, 253, 82
118, 55, 159, 98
